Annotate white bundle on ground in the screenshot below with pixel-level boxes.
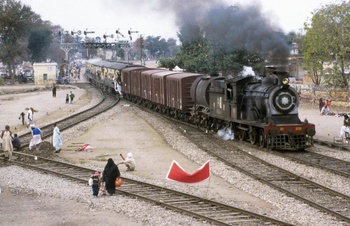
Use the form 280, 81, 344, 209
217, 128, 234, 140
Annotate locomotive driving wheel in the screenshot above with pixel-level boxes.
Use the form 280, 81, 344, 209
249, 127, 257, 144
238, 130, 246, 141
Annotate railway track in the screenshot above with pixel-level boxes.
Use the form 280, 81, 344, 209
2, 84, 289, 225
6, 81, 350, 224
314, 138, 350, 151
275, 149, 350, 178
168, 120, 350, 224
9, 152, 289, 226
17, 85, 119, 147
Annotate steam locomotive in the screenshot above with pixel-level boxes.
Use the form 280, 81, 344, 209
85, 59, 315, 150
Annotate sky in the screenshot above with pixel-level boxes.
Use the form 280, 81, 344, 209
20, 0, 339, 42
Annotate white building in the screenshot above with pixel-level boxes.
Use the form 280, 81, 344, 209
33, 62, 58, 85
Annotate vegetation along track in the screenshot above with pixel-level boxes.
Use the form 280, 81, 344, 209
169, 119, 350, 224
17, 84, 119, 147
10, 152, 289, 226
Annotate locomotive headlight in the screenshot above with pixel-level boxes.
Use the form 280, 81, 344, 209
282, 77, 289, 85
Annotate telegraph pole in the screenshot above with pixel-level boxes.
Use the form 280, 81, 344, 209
140, 35, 144, 65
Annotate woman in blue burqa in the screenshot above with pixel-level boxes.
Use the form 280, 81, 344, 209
103, 158, 121, 195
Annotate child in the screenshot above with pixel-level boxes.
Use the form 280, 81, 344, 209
12, 133, 21, 149
65, 94, 69, 104
88, 171, 100, 197
99, 170, 107, 195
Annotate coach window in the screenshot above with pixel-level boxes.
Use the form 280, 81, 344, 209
43, 73, 47, 80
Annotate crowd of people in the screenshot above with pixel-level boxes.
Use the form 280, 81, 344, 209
1, 87, 65, 159
0, 77, 134, 197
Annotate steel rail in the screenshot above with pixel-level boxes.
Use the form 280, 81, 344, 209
169, 121, 350, 224
10, 152, 290, 226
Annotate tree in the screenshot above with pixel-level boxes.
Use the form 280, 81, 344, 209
286, 31, 305, 54
28, 27, 53, 62
144, 36, 179, 59
158, 58, 177, 70
145, 36, 167, 58
304, 1, 350, 87
166, 38, 180, 57
176, 38, 212, 74
175, 22, 214, 74
0, 0, 38, 83
175, 4, 288, 75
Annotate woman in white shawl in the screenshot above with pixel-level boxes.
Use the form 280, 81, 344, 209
1, 125, 13, 159
53, 123, 63, 153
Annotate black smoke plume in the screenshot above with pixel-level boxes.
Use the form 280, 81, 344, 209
156, 0, 291, 64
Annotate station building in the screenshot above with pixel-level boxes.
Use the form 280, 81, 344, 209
33, 62, 58, 85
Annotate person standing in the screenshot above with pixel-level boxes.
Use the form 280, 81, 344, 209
113, 72, 118, 92
52, 83, 57, 97
69, 91, 75, 104
53, 123, 63, 153
116, 74, 123, 97
103, 158, 120, 196
29, 126, 42, 151
26, 107, 34, 128
1, 125, 13, 160
88, 171, 100, 197
65, 94, 69, 104
18, 112, 25, 125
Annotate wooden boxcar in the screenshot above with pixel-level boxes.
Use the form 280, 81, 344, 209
121, 67, 144, 96
165, 73, 201, 111
140, 69, 165, 101
151, 71, 180, 106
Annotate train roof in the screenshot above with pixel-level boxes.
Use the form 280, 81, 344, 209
121, 66, 146, 72
140, 69, 166, 75
87, 59, 132, 70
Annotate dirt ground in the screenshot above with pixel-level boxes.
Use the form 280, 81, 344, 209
0, 76, 348, 225
0, 79, 271, 225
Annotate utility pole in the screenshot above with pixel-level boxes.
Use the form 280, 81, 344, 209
140, 35, 144, 65
128, 29, 140, 63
